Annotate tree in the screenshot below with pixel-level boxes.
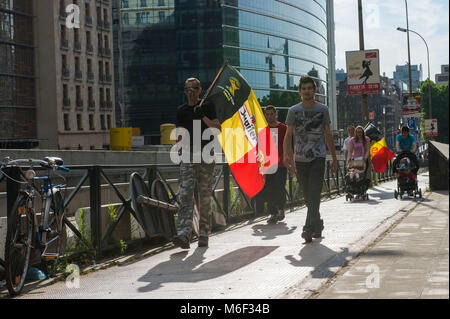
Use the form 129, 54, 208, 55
258, 85, 300, 123
420, 80, 449, 144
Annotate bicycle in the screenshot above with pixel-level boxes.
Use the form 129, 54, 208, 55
0, 156, 69, 296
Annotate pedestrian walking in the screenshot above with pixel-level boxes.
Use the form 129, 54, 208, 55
283, 76, 337, 243
173, 77, 221, 249
254, 105, 288, 224
346, 125, 370, 199
342, 125, 355, 161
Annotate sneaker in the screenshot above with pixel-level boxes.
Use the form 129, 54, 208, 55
267, 214, 278, 224
301, 230, 312, 243
173, 234, 190, 249
277, 209, 285, 221
198, 236, 209, 247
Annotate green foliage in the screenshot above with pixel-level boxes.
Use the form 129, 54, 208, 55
108, 204, 117, 225
107, 204, 128, 254
120, 240, 128, 255
259, 88, 300, 123
420, 80, 449, 143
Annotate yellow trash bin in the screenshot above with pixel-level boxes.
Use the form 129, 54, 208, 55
110, 127, 132, 151
160, 123, 176, 145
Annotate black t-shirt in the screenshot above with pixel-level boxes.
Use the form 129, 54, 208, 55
176, 100, 217, 153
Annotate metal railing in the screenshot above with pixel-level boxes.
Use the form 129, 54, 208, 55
1, 159, 394, 258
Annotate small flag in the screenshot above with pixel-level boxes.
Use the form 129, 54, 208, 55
206, 64, 279, 199
370, 137, 395, 173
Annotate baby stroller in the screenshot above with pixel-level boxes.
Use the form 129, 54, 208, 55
393, 151, 422, 199
345, 158, 371, 201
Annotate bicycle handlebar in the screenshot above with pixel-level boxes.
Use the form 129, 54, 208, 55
0, 158, 70, 172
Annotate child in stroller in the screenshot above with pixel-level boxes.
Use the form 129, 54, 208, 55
345, 157, 370, 201
393, 151, 422, 199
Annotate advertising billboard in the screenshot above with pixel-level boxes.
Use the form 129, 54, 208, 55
346, 49, 381, 95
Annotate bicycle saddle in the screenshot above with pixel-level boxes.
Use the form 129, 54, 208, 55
44, 157, 64, 166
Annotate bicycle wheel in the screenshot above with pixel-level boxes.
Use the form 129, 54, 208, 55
41, 191, 66, 277
5, 194, 33, 296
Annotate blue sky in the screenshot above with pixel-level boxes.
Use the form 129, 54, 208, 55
334, 0, 449, 80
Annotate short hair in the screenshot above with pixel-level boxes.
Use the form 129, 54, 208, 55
299, 76, 317, 90
185, 77, 200, 87
264, 105, 277, 112
401, 125, 410, 133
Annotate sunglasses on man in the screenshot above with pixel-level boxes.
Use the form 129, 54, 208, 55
184, 87, 200, 92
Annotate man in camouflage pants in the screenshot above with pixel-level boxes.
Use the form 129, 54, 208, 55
174, 77, 221, 249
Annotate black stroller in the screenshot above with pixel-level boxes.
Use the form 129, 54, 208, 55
345, 158, 371, 201
393, 151, 422, 199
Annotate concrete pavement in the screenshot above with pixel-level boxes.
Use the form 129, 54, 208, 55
315, 189, 448, 299
1, 173, 443, 299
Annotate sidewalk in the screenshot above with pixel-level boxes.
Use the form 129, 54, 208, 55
1, 174, 437, 299
315, 190, 449, 299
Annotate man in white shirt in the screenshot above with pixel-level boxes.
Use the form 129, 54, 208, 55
342, 125, 355, 161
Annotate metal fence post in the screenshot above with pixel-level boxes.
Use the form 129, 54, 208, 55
89, 165, 102, 257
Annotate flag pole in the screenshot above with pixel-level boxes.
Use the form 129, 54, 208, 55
198, 63, 228, 108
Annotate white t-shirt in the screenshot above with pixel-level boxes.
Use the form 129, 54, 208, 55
342, 136, 352, 151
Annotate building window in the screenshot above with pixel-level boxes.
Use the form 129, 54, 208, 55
136, 12, 141, 24
121, 0, 129, 9
99, 87, 104, 107
100, 114, 106, 130
140, 0, 147, 7
107, 114, 111, 130
158, 11, 165, 21
158, 0, 164, 6
104, 35, 109, 49
122, 13, 129, 25
89, 114, 95, 130
64, 113, 70, 130
76, 85, 81, 104
77, 113, 83, 130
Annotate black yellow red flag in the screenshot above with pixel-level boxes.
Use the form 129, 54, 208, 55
206, 64, 279, 199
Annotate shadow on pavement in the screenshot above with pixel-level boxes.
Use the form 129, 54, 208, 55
285, 241, 353, 278
137, 246, 278, 292
251, 223, 297, 240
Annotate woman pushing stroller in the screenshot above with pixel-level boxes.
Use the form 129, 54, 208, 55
345, 126, 371, 200
393, 125, 421, 199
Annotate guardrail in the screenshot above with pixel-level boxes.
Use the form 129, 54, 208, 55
0, 159, 395, 259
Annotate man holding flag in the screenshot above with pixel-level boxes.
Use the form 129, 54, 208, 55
283, 76, 338, 243
173, 77, 221, 249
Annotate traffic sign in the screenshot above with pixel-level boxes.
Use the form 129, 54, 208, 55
402, 97, 421, 117
424, 119, 438, 137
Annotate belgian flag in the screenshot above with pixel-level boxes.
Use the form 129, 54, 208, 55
370, 137, 395, 173
206, 64, 279, 199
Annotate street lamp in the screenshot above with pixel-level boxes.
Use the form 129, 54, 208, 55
397, 27, 432, 119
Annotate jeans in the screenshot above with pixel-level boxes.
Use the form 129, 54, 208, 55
295, 158, 325, 233
254, 167, 287, 215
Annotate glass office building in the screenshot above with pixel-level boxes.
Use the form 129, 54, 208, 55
115, 0, 335, 138
0, 0, 37, 148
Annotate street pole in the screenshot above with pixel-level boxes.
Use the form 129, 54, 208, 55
358, 0, 369, 126
405, 0, 413, 98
